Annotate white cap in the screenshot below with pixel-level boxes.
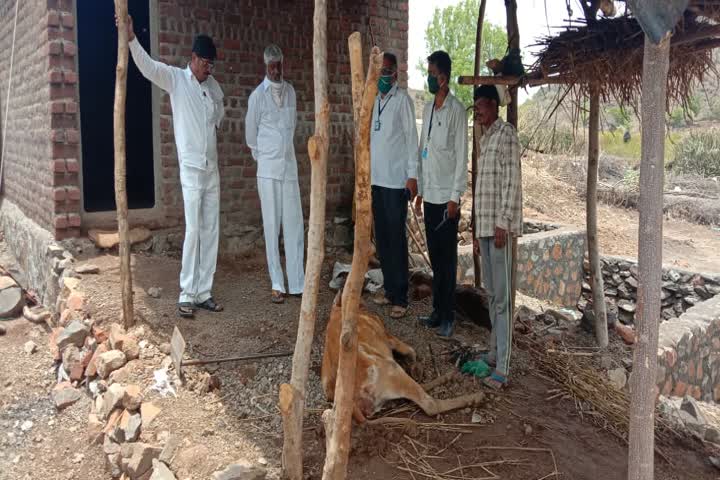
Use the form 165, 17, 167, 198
264, 44, 283, 64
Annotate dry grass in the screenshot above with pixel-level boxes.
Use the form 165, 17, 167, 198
530, 15, 718, 110
518, 335, 685, 458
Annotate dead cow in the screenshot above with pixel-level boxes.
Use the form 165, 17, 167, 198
321, 292, 484, 422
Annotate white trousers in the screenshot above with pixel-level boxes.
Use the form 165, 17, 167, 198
257, 177, 305, 294
178, 167, 220, 304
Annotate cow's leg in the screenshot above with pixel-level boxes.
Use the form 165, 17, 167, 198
421, 371, 458, 392
376, 360, 484, 417
386, 334, 416, 362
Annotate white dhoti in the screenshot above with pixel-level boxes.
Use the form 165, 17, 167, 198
178, 166, 220, 304
257, 177, 305, 294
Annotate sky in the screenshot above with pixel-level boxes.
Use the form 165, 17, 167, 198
407, 1, 626, 103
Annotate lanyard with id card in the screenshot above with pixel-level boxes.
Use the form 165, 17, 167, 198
374, 94, 393, 131
422, 104, 436, 159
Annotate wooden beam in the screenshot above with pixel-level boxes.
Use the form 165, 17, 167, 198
587, 86, 608, 348
457, 74, 569, 87
471, 0, 487, 289
113, 0, 134, 329
321, 42, 382, 480
280, 0, 330, 477
627, 33, 670, 480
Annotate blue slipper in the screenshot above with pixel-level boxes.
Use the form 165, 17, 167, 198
482, 371, 508, 390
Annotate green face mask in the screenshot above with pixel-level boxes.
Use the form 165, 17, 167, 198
378, 75, 393, 94
427, 74, 440, 94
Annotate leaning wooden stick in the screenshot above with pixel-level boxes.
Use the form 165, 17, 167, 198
321, 38, 382, 480
113, 0, 134, 328
280, 0, 331, 477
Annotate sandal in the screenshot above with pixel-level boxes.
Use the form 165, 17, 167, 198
271, 290, 285, 304
177, 302, 195, 318
372, 293, 391, 306
482, 371, 508, 390
390, 305, 407, 319
195, 297, 224, 312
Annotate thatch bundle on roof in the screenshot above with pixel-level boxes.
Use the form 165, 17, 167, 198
528, 9, 720, 109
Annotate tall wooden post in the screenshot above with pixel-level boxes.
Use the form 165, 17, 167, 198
504, 0, 519, 312
628, 34, 670, 480
587, 86, 608, 347
113, 0, 134, 328
471, 0, 487, 288
322, 42, 382, 480
279, 0, 330, 477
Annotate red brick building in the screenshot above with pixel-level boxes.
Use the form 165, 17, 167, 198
0, 0, 409, 249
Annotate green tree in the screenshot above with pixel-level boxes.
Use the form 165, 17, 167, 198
607, 106, 631, 131
418, 0, 508, 109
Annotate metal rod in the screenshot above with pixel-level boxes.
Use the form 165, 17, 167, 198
182, 351, 293, 367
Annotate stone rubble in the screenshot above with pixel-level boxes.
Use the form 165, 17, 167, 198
582, 256, 720, 325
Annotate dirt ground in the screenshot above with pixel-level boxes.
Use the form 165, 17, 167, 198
1, 244, 718, 480
522, 153, 720, 273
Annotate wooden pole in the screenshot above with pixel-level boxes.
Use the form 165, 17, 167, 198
471, 0, 487, 289
348, 33, 364, 236
113, 0, 134, 329
321, 42, 382, 480
279, 0, 330, 477
587, 86, 608, 348
505, 0, 519, 313
628, 33, 670, 480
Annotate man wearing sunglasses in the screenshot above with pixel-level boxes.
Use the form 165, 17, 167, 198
119, 15, 225, 319
369, 52, 418, 319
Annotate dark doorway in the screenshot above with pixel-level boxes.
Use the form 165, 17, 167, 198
77, 0, 155, 212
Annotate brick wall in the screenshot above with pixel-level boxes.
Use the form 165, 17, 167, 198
0, 0, 409, 242
0, 0, 81, 240
154, 0, 409, 231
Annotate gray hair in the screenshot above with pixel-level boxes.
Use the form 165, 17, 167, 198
264, 44, 283, 64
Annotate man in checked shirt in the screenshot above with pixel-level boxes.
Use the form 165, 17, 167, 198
472, 85, 523, 390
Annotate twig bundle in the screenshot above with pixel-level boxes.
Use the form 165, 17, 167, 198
529, 15, 718, 110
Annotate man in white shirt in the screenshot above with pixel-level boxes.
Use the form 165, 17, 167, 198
370, 52, 418, 319
119, 16, 225, 319
415, 50, 468, 337
245, 45, 305, 304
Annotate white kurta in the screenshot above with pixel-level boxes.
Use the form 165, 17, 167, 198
245, 78, 305, 294
128, 39, 224, 304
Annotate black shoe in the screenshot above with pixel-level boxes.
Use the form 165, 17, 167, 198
437, 320, 454, 338
419, 312, 441, 328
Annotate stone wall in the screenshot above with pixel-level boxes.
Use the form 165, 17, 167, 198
0, 198, 76, 308
656, 296, 720, 402
580, 255, 720, 325
514, 225, 586, 307
456, 222, 586, 307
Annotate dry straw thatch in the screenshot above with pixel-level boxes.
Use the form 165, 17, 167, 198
528, 9, 720, 110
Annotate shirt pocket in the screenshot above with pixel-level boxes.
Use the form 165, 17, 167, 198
259, 109, 284, 159
281, 106, 295, 132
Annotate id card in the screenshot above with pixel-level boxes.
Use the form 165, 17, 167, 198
374, 120, 381, 131
422, 146, 428, 159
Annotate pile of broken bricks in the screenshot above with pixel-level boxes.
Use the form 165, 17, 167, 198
26, 269, 266, 479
